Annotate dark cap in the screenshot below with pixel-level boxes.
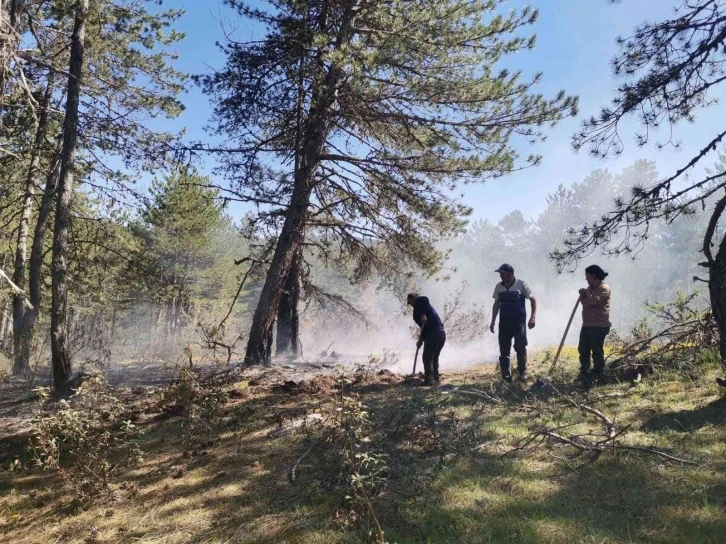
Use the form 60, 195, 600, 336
495, 263, 514, 273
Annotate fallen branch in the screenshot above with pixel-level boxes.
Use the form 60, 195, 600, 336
549, 383, 614, 434
288, 442, 316, 483
0, 267, 34, 310
506, 384, 697, 465
605, 318, 710, 369
452, 387, 505, 405
268, 413, 324, 439
545, 429, 697, 465
199, 362, 246, 385
613, 444, 699, 465
509, 422, 697, 466
503, 422, 581, 457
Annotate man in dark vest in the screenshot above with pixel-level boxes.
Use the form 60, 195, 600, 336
489, 264, 537, 382
407, 293, 446, 385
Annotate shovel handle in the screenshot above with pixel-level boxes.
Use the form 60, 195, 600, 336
548, 296, 581, 374
412, 324, 423, 376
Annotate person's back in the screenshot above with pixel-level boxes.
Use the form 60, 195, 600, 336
407, 294, 446, 385
413, 296, 444, 335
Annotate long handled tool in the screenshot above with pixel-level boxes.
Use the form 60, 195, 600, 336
548, 296, 582, 374
412, 324, 423, 376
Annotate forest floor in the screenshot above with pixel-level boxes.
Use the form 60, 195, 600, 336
0, 350, 725, 543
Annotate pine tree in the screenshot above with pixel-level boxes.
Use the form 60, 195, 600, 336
132, 169, 236, 336
200, 0, 578, 364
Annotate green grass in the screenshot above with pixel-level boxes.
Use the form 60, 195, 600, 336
1, 354, 725, 543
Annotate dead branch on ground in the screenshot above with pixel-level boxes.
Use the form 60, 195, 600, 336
504, 385, 698, 466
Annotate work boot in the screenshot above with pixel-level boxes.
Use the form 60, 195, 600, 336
422, 378, 432, 386
433, 374, 441, 383
716, 377, 726, 387
502, 375, 512, 383
517, 371, 528, 382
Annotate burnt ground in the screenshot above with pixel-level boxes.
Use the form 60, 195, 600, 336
0, 353, 399, 463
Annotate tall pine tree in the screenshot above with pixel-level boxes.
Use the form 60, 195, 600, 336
200, 0, 578, 364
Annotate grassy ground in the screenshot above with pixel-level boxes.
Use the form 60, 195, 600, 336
1, 352, 725, 544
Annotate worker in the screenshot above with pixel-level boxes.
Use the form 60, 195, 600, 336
578, 264, 612, 380
407, 293, 446, 385
490, 264, 536, 382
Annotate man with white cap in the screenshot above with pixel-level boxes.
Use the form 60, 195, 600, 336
490, 264, 537, 382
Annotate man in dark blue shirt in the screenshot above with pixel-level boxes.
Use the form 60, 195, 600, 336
407, 293, 446, 385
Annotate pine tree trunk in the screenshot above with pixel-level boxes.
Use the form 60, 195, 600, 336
155, 304, 163, 336
12, 78, 52, 375
166, 297, 174, 337
703, 195, 726, 369
19, 157, 61, 375
0, 299, 10, 353
0, 254, 8, 354
110, 303, 117, 344
244, 182, 311, 365
0, 1, 20, 97
243, 0, 361, 366
276, 250, 300, 356
50, 0, 88, 390
11, 167, 34, 375
710, 233, 726, 365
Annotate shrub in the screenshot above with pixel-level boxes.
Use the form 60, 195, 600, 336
30, 375, 142, 504
332, 377, 388, 543
161, 366, 228, 452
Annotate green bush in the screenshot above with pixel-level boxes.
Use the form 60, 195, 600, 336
30, 375, 143, 504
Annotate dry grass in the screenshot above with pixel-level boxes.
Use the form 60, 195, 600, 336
1, 351, 725, 543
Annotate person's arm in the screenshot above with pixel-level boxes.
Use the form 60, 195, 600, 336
521, 281, 536, 329
413, 297, 429, 347
416, 314, 427, 347
490, 300, 499, 333
583, 285, 609, 307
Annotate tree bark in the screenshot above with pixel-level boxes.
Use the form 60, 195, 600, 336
243, 0, 361, 365
703, 194, 726, 366
166, 296, 174, 337
0, 254, 9, 354
50, 0, 88, 390
0, 0, 21, 97
710, 233, 726, 364
244, 181, 311, 365
12, 78, 53, 375
0, 299, 10, 354
110, 303, 117, 343
276, 249, 300, 356
17, 158, 61, 373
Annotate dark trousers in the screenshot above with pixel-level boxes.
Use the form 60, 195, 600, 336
499, 317, 527, 378
422, 329, 446, 380
579, 327, 610, 373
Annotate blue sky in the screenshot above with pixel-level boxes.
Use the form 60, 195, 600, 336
156, 0, 726, 224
